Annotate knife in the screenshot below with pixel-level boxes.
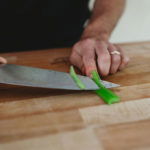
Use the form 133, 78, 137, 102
0, 64, 119, 90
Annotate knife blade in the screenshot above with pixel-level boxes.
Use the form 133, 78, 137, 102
0, 64, 119, 90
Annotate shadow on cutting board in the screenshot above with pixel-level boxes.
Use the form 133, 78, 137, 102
0, 84, 83, 103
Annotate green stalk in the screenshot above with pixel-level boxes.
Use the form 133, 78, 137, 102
92, 71, 120, 105
70, 66, 86, 90
69, 66, 120, 104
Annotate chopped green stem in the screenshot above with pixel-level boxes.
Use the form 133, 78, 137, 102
70, 66, 86, 90
91, 70, 105, 88
91, 70, 120, 104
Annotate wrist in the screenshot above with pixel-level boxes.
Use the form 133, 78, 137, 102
81, 23, 110, 41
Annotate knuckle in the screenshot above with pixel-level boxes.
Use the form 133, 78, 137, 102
82, 40, 95, 50
84, 38, 95, 45
97, 42, 106, 50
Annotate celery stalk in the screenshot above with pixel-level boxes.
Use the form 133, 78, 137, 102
70, 66, 86, 90
92, 71, 120, 104
69, 66, 120, 104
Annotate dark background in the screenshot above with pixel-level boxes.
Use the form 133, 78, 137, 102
0, 0, 91, 51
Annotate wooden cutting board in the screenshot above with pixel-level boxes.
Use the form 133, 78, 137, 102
0, 41, 150, 150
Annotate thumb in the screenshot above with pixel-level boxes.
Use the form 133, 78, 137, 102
0, 57, 7, 64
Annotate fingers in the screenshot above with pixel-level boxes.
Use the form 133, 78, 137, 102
81, 39, 97, 76
70, 39, 130, 78
82, 55, 97, 77
70, 52, 97, 77
70, 51, 83, 68
108, 44, 121, 74
115, 44, 130, 70
70, 39, 97, 77
95, 41, 111, 76
0, 57, 7, 65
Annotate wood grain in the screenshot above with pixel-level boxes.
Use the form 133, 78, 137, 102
0, 41, 150, 150
95, 119, 150, 150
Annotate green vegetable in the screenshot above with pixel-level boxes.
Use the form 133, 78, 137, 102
69, 66, 120, 104
91, 70, 105, 88
91, 70, 120, 105
70, 66, 86, 90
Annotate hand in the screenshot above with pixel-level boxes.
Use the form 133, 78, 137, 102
0, 57, 7, 65
69, 38, 130, 77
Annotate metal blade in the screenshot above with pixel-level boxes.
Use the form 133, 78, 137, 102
0, 64, 119, 90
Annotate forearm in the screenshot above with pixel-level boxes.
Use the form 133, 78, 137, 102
81, 0, 126, 41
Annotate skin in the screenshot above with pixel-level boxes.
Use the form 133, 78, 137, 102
0, 57, 7, 64
70, 0, 130, 77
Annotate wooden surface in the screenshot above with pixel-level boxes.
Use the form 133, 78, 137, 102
0, 41, 150, 150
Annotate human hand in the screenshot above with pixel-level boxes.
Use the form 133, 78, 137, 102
69, 38, 130, 77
